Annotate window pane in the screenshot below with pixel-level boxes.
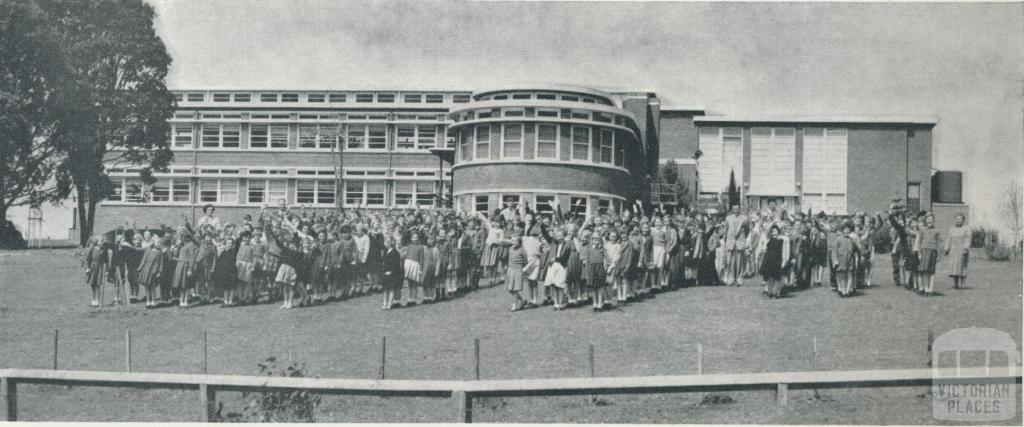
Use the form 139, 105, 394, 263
151, 180, 169, 202
202, 125, 220, 148
368, 126, 387, 149
536, 195, 555, 214
366, 181, 385, 206
347, 125, 366, 149
475, 125, 490, 159
298, 125, 318, 148
317, 180, 335, 205
474, 195, 488, 213
222, 125, 240, 148
172, 180, 190, 202
297, 180, 315, 204
200, 179, 219, 202
397, 125, 416, 149
220, 179, 238, 204
250, 125, 268, 148
572, 126, 589, 160
345, 181, 363, 205
248, 180, 265, 203
417, 125, 436, 149
270, 126, 288, 148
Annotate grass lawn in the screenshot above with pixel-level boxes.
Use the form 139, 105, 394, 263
0, 248, 1020, 423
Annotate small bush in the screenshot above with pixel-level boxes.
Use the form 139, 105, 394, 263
984, 244, 1012, 262
972, 228, 999, 248
212, 357, 322, 423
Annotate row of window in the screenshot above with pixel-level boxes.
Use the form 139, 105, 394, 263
464, 193, 623, 217
476, 92, 614, 106
174, 92, 471, 104
698, 127, 849, 194
456, 124, 625, 167
171, 124, 442, 150
107, 177, 444, 208
173, 112, 448, 122
453, 107, 628, 127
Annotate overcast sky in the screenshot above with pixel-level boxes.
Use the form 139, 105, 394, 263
149, 0, 1023, 228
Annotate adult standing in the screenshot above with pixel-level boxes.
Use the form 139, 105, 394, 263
723, 205, 746, 286
944, 213, 971, 289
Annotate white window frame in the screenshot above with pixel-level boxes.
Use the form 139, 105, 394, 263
501, 123, 524, 159
535, 123, 559, 159
474, 195, 489, 213
535, 194, 557, 216
246, 179, 287, 206
295, 179, 336, 207
571, 125, 590, 161
200, 124, 240, 149
297, 124, 336, 150
171, 124, 193, 149
198, 178, 240, 205
598, 128, 614, 164
475, 125, 491, 160
149, 177, 192, 204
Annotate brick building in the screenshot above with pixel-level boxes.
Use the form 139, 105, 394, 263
78, 85, 942, 234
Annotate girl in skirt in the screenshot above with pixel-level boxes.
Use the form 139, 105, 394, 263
235, 231, 256, 305
761, 225, 788, 299
831, 223, 859, 297
650, 218, 667, 291
915, 214, 943, 296
136, 236, 165, 308
944, 213, 971, 289
604, 231, 624, 303
638, 222, 655, 295
403, 232, 427, 306
567, 229, 588, 306
84, 235, 111, 307
213, 236, 239, 306
545, 229, 570, 310
422, 235, 440, 303
171, 231, 198, 308
582, 234, 609, 311
381, 237, 404, 309
312, 231, 333, 305
444, 228, 461, 297
505, 236, 528, 311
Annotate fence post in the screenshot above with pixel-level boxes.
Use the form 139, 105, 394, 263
452, 390, 471, 423
473, 338, 480, 380
1, 377, 14, 421
199, 384, 215, 422
53, 329, 59, 370
202, 331, 208, 374
697, 343, 703, 375
125, 330, 132, 372
380, 337, 387, 380
776, 383, 788, 406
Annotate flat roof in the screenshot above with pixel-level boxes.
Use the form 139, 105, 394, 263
693, 115, 938, 126
662, 106, 707, 113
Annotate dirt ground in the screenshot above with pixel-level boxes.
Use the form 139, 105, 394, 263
1, 248, 1020, 423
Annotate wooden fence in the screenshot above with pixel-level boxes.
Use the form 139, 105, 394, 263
1, 367, 1018, 422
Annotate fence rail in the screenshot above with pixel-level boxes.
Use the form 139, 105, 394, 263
1, 367, 1019, 422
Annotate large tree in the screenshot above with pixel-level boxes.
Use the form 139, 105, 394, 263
0, 0, 65, 247
44, 0, 175, 245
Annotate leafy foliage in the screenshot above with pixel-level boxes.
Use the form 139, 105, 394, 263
212, 357, 323, 423
0, 0, 66, 234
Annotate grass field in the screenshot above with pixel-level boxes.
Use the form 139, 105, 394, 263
0, 248, 1020, 423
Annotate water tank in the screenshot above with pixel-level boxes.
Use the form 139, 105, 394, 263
931, 171, 963, 203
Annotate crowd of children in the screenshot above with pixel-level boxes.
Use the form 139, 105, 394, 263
81, 198, 973, 310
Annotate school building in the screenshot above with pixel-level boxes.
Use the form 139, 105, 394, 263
20, 83, 954, 237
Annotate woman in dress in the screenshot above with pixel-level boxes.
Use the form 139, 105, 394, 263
944, 213, 971, 289
915, 213, 943, 296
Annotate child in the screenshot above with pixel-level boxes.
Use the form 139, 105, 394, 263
831, 224, 859, 297
213, 236, 239, 306
761, 225, 788, 299
605, 231, 626, 303
235, 231, 256, 305
582, 234, 609, 311
545, 229, 569, 310
422, 235, 440, 303
84, 235, 111, 307
136, 236, 165, 308
171, 231, 198, 308
403, 232, 427, 306
915, 214, 942, 296
505, 235, 527, 311
381, 237, 403, 309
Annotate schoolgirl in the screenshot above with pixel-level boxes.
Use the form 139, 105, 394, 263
582, 234, 609, 311
422, 235, 441, 303
505, 235, 527, 311
650, 218, 667, 291
831, 223, 859, 297
234, 231, 256, 305
760, 225, 788, 299
84, 235, 111, 307
381, 236, 404, 309
136, 236, 165, 308
915, 214, 942, 296
545, 228, 570, 310
171, 231, 199, 307
403, 231, 427, 306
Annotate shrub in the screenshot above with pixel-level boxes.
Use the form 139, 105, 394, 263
984, 244, 1012, 262
213, 357, 322, 423
971, 228, 990, 248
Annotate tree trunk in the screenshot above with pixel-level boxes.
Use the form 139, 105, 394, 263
76, 193, 90, 246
